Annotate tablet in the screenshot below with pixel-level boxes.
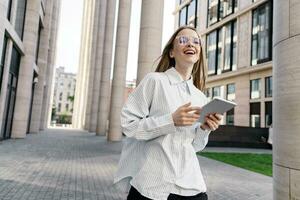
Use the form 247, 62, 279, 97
198, 97, 237, 124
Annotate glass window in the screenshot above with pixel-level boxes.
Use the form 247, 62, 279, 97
212, 86, 221, 98
1, 36, 8, 93
207, 31, 217, 75
232, 20, 237, 70
250, 102, 260, 127
66, 104, 69, 112
58, 103, 61, 112
7, 0, 13, 21
208, 0, 218, 26
226, 108, 234, 125
250, 79, 261, 99
219, 0, 234, 19
265, 101, 272, 127
207, 20, 237, 75
217, 29, 223, 74
59, 92, 63, 101
15, 0, 27, 40
265, 76, 272, 97
227, 83, 235, 101
35, 21, 43, 64
179, 6, 187, 26
251, 2, 272, 65
188, 0, 197, 27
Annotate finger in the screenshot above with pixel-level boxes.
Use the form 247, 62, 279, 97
214, 113, 222, 121
208, 114, 218, 122
206, 119, 218, 130
184, 106, 201, 112
181, 102, 191, 108
185, 113, 200, 119
201, 123, 210, 130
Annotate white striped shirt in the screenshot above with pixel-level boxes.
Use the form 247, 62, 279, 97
113, 67, 211, 200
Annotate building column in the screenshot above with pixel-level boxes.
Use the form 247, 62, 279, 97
108, 0, 132, 141
96, 0, 117, 136
136, 0, 164, 84
72, 0, 95, 129
11, 0, 40, 138
41, 0, 61, 130
84, 0, 99, 131
89, 0, 107, 133
273, 0, 300, 199
29, 0, 54, 133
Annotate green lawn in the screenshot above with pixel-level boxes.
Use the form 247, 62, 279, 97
197, 152, 272, 177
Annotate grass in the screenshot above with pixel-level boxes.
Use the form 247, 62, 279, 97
197, 152, 272, 177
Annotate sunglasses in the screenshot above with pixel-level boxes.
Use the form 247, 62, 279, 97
176, 35, 201, 46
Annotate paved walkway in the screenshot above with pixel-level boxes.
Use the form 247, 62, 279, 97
0, 129, 272, 200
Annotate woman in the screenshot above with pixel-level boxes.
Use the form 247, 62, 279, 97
114, 26, 222, 200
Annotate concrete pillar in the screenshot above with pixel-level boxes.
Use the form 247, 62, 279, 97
273, 0, 300, 199
41, 0, 61, 129
96, 0, 117, 136
29, 0, 54, 133
89, 0, 107, 132
73, 0, 95, 129
136, 0, 164, 84
108, 0, 132, 141
11, 0, 40, 138
84, 0, 99, 131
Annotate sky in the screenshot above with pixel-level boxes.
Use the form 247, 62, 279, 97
55, 0, 175, 81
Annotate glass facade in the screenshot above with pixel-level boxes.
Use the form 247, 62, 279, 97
7, 0, 13, 21
251, 1, 272, 65
250, 102, 260, 127
265, 101, 272, 127
207, 31, 217, 75
179, 0, 198, 27
208, 0, 237, 26
35, 21, 43, 64
265, 76, 272, 97
212, 86, 221, 98
226, 108, 234, 125
0, 36, 8, 94
250, 79, 261, 99
206, 20, 237, 75
15, 0, 27, 40
227, 83, 235, 101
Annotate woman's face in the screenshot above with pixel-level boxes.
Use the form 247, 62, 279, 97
170, 28, 201, 67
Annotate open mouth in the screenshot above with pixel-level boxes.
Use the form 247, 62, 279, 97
183, 49, 196, 55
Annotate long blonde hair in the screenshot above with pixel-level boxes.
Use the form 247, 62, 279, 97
155, 26, 207, 91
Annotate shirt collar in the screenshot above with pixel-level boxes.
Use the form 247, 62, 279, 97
165, 67, 194, 91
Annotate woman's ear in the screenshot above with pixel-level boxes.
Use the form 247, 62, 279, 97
169, 49, 174, 58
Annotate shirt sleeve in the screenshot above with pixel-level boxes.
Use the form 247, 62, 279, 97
192, 94, 211, 152
120, 73, 176, 141
192, 122, 211, 152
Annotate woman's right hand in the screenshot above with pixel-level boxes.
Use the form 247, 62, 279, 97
172, 102, 201, 126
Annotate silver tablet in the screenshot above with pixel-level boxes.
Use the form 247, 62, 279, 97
198, 97, 237, 124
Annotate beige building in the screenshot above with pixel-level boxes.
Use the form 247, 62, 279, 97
0, 0, 61, 139
174, 0, 273, 128
52, 66, 76, 124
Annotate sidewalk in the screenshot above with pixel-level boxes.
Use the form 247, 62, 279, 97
0, 129, 272, 200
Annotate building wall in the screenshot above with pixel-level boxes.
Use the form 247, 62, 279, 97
0, 0, 61, 139
174, 0, 273, 128
53, 66, 76, 118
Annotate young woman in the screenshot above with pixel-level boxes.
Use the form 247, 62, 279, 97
114, 26, 222, 200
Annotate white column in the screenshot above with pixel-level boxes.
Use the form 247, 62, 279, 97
136, 0, 164, 84
96, 0, 117, 136
273, 0, 300, 199
108, 0, 132, 141
41, 0, 61, 129
89, 0, 107, 132
29, 0, 54, 133
11, 0, 40, 138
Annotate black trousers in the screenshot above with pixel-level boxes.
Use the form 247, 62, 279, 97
127, 186, 208, 200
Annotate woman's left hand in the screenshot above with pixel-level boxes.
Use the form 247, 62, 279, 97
200, 113, 222, 131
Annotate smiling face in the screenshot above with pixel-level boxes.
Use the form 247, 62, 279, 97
170, 28, 201, 68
